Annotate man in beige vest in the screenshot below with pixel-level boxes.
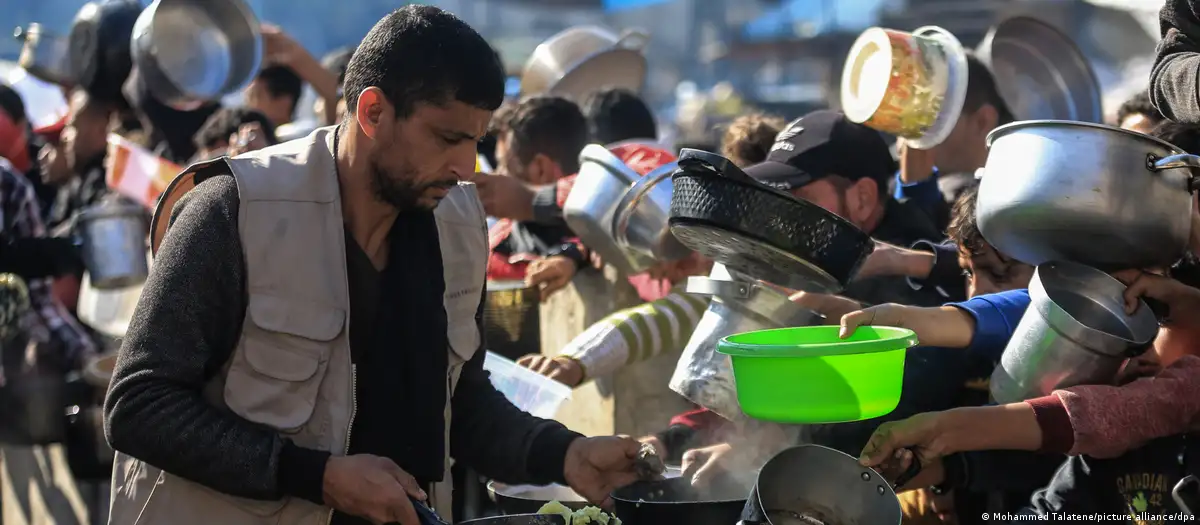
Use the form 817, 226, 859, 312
103, 6, 643, 525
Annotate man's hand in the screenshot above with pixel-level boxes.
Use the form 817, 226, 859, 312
637, 435, 666, 459
855, 241, 937, 281
859, 413, 951, 488
899, 141, 937, 184
516, 354, 585, 387
472, 173, 536, 221
679, 443, 737, 488
526, 256, 576, 301
563, 436, 641, 509
322, 455, 426, 525
228, 123, 270, 157
261, 24, 305, 67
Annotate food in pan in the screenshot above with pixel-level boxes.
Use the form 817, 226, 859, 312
537, 501, 622, 525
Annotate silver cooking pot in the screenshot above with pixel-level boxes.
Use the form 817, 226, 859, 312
613, 161, 692, 262
977, 120, 1200, 269
669, 268, 821, 422
130, 0, 261, 108
519, 25, 649, 100
14, 24, 73, 86
77, 203, 149, 290
990, 261, 1159, 404
563, 144, 653, 275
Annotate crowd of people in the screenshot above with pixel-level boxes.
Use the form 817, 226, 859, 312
1, 1, 1200, 524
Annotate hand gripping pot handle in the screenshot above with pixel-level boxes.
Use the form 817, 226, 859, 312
1148, 153, 1200, 193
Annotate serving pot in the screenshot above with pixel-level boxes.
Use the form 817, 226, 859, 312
519, 25, 649, 99
483, 281, 540, 361
612, 476, 747, 525
977, 120, 1200, 269
131, 0, 261, 108
77, 203, 149, 290
612, 160, 691, 262
488, 481, 588, 515
563, 144, 654, 275
990, 261, 1159, 404
15, 24, 73, 86
68, 0, 143, 101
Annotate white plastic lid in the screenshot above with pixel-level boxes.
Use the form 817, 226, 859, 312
906, 26, 969, 150
841, 28, 896, 125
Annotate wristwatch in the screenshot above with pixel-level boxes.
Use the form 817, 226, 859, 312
548, 242, 588, 270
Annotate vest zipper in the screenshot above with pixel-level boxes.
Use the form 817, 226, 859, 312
326, 365, 357, 525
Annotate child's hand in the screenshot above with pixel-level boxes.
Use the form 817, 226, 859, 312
839, 303, 913, 338
1113, 270, 1200, 326
840, 304, 975, 348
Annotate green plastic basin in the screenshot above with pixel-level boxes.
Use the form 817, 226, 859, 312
717, 325, 918, 423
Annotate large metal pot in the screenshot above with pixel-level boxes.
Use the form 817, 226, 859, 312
77, 203, 149, 290
519, 25, 649, 100
612, 476, 747, 525
977, 120, 1200, 269
668, 266, 821, 422
483, 281, 540, 361
68, 0, 144, 102
612, 161, 691, 262
130, 0, 261, 108
14, 24, 73, 86
563, 144, 653, 275
990, 261, 1159, 404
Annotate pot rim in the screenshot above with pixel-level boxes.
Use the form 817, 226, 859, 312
1031, 261, 1159, 348
987, 119, 1183, 153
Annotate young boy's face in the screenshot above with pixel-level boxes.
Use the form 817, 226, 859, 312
959, 244, 1035, 298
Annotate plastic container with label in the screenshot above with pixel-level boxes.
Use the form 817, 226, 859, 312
483, 351, 572, 419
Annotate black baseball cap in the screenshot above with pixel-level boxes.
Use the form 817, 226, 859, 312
744, 110, 897, 190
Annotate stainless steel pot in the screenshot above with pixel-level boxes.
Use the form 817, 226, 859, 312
668, 267, 821, 422
130, 0, 261, 107
15, 24, 73, 86
977, 120, 1200, 269
990, 261, 1159, 404
77, 203, 149, 290
484, 280, 540, 361
519, 25, 649, 100
563, 144, 653, 275
613, 161, 691, 262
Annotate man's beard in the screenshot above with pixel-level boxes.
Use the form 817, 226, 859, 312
369, 159, 455, 211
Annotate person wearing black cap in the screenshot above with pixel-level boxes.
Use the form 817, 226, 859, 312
744, 109, 954, 308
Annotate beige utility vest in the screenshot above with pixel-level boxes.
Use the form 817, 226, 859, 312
108, 126, 487, 524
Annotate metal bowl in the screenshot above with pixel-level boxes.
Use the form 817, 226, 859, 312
563, 144, 654, 275
488, 481, 587, 515
613, 161, 692, 262
976, 16, 1102, 122
519, 25, 648, 99
130, 0, 261, 107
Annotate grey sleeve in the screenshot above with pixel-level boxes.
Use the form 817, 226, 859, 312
1151, 0, 1200, 123
104, 175, 327, 501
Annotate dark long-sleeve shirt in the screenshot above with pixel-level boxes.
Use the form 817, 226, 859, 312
104, 174, 581, 512
1152, 0, 1200, 123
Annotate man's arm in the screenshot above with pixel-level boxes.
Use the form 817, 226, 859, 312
1151, 0, 1200, 123
450, 294, 583, 485
104, 175, 329, 503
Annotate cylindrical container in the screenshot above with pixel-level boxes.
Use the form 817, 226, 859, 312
841, 26, 968, 149
990, 261, 1160, 404
77, 203, 150, 290
483, 280, 541, 361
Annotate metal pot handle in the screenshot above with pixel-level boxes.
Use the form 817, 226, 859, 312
685, 276, 754, 300
616, 29, 650, 51
1148, 153, 1200, 192
1173, 475, 1200, 517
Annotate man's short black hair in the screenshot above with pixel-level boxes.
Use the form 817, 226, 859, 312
1151, 120, 1200, 155
0, 84, 27, 125
964, 53, 1015, 125
193, 107, 278, 151
1117, 91, 1163, 127
582, 88, 657, 144
342, 5, 505, 119
255, 65, 303, 118
503, 96, 588, 174
321, 47, 355, 89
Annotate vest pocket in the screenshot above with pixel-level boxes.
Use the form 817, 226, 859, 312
225, 295, 345, 432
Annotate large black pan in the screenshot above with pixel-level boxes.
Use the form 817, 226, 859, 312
487, 481, 588, 515
459, 514, 566, 525
612, 476, 747, 525
668, 149, 874, 292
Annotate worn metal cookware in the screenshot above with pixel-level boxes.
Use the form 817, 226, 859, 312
739, 444, 908, 525
519, 25, 649, 99
990, 261, 1159, 404
130, 0, 261, 108
68, 0, 143, 101
612, 476, 747, 525
668, 266, 822, 423
483, 280, 541, 361
977, 120, 1200, 269
487, 481, 588, 514
77, 203, 150, 290
668, 149, 874, 292
563, 144, 653, 275
975, 17, 1102, 123
460, 515, 566, 525
612, 160, 691, 262
15, 24, 73, 86
1174, 475, 1200, 517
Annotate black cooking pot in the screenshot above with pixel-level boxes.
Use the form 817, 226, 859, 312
460, 515, 566, 525
668, 149, 874, 292
69, 0, 143, 100
487, 481, 588, 515
612, 476, 746, 525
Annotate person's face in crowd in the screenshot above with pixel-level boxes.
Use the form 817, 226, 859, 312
958, 244, 1034, 298
354, 87, 489, 211
62, 90, 110, 173
494, 132, 562, 186
37, 141, 71, 186
927, 104, 999, 174
245, 79, 294, 127
790, 176, 881, 231
1119, 112, 1157, 135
